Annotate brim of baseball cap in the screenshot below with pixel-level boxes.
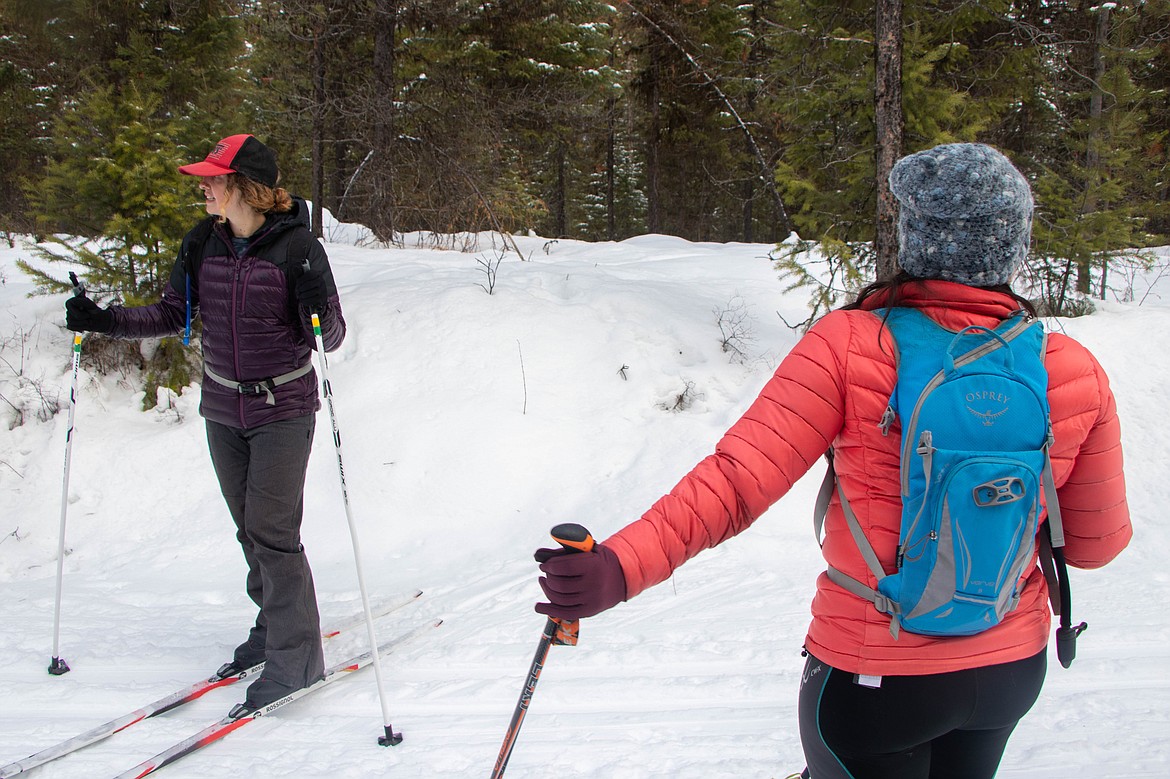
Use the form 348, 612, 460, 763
177, 159, 238, 177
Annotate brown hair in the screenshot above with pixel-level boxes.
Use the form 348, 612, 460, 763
220, 173, 293, 216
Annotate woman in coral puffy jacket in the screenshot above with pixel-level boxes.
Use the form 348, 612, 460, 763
534, 143, 1131, 779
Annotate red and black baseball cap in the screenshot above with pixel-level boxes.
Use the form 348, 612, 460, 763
178, 134, 279, 188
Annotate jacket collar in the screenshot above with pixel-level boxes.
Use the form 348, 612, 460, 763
213, 196, 311, 253
860, 279, 1024, 326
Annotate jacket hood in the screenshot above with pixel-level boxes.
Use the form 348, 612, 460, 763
268, 195, 312, 233
225, 196, 310, 253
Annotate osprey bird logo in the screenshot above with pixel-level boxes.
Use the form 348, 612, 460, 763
966, 405, 1010, 426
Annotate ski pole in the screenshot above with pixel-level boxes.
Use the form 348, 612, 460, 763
303, 264, 401, 747
490, 523, 594, 779
49, 272, 86, 676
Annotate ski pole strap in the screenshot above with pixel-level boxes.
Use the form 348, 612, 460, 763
203, 361, 313, 406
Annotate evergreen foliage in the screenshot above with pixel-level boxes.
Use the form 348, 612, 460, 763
7, 0, 1168, 398
10, 0, 247, 407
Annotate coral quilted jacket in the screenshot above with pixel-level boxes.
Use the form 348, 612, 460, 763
604, 280, 1131, 676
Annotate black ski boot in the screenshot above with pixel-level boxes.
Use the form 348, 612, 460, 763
228, 676, 302, 718
214, 640, 266, 680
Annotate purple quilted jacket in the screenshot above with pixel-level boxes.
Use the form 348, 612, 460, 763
108, 199, 346, 429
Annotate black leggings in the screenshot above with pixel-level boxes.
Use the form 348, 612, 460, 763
798, 648, 1046, 779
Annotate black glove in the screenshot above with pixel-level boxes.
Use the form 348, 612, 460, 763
65, 295, 114, 333
294, 262, 328, 309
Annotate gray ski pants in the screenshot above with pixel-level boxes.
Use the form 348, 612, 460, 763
205, 414, 325, 688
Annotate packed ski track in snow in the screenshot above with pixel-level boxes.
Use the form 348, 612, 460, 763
1, 221, 1168, 778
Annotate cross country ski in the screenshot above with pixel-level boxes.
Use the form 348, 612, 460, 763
112, 618, 442, 779
0, 590, 422, 778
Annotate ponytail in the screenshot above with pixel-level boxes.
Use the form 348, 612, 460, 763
226, 173, 293, 215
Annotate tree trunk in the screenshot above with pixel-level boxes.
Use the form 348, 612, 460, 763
1079, 4, 1110, 295
874, 0, 904, 280
371, 0, 398, 240
606, 45, 617, 241
553, 143, 567, 238
311, 23, 326, 238
742, 176, 754, 243
646, 52, 661, 234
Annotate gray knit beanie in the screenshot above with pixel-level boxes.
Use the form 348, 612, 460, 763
889, 143, 1033, 286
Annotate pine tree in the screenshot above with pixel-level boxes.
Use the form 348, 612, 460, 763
0, 0, 82, 238
17, 0, 248, 406
494, 1, 614, 238
624, 0, 788, 242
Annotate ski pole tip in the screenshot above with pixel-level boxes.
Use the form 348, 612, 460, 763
48, 656, 71, 675
378, 726, 403, 747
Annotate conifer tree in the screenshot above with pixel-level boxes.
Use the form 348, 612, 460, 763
623, 1, 733, 240
471, 0, 613, 238
17, 0, 249, 405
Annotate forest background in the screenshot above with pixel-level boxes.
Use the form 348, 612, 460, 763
1, 0, 1168, 399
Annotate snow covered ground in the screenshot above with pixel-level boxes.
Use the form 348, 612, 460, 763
1, 224, 1167, 778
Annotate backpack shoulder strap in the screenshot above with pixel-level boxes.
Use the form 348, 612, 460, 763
174, 216, 217, 345
169, 216, 216, 292
283, 225, 319, 316
813, 308, 912, 635
286, 225, 315, 275
814, 449, 902, 631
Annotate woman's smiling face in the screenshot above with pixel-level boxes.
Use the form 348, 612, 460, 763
198, 175, 231, 215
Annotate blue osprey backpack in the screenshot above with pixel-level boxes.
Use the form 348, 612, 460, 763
814, 308, 1081, 652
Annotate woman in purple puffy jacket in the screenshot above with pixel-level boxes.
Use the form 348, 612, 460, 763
65, 134, 345, 715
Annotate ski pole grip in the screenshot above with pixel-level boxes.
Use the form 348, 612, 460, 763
550, 523, 594, 554
68, 272, 85, 297
545, 523, 593, 646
